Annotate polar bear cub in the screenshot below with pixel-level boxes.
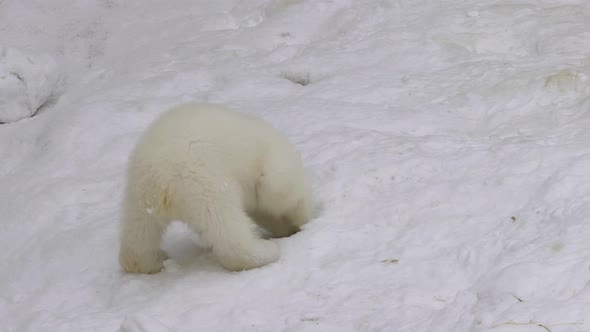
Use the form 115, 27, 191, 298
119, 103, 311, 273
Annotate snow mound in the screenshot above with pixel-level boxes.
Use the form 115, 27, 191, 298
0, 47, 62, 123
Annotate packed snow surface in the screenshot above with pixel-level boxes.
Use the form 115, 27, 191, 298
2, 0, 590, 331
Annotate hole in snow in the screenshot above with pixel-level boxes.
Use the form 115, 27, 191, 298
33, 95, 60, 118
281, 71, 311, 86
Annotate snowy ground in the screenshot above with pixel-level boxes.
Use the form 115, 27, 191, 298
2, 0, 590, 331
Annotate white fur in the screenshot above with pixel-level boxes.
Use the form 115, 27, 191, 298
118, 103, 311, 273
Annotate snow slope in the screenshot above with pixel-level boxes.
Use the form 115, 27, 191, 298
1, 0, 590, 331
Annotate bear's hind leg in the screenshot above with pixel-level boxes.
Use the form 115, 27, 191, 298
119, 199, 168, 274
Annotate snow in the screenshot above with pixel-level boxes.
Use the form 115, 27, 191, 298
1, 0, 590, 331
0, 47, 62, 123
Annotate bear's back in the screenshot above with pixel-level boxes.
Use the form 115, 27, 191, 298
127, 103, 283, 191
